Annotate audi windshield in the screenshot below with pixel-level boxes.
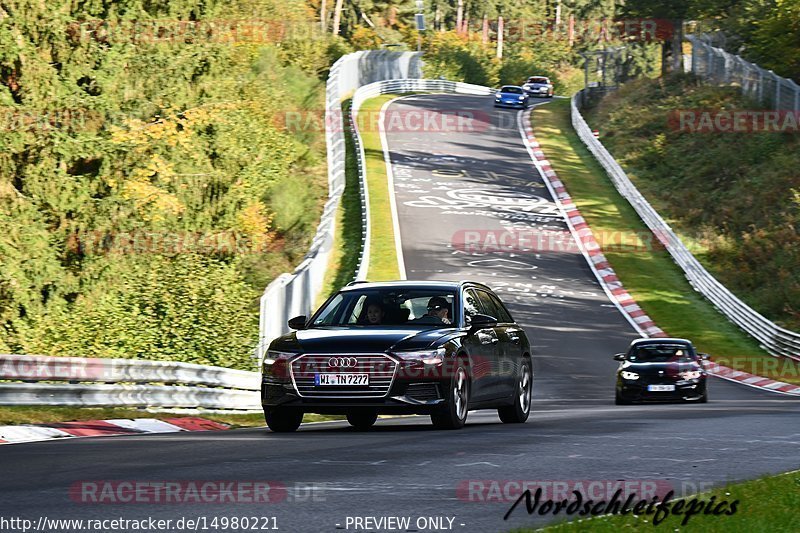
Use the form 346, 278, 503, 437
311, 289, 458, 328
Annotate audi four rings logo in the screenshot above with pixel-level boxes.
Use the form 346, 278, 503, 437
328, 357, 358, 368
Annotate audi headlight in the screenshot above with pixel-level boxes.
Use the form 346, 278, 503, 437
621, 371, 639, 380
680, 370, 702, 380
394, 347, 446, 365
263, 350, 295, 379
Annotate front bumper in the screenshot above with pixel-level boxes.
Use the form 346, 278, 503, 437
262, 380, 446, 414
617, 379, 706, 402
494, 99, 527, 108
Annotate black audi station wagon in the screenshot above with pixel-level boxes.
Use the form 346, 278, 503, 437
261, 281, 532, 431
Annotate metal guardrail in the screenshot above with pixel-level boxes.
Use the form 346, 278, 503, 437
689, 35, 800, 112
0, 354, 261, 409
571, 91, 800, 361
255, 51, 423, 361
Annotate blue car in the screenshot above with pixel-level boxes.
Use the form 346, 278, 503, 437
494, 85, 529, 108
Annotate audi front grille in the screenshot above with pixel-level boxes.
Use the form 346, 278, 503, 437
290, 354, 398, 398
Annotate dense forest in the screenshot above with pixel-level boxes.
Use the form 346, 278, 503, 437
0, 0, 349, 367
1, 0, 796, 367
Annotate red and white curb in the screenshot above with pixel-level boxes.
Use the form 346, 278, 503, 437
0, 417, 230, 445
517, 108, 800, 397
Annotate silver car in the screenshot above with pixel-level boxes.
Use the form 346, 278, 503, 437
522, 76, 554, 98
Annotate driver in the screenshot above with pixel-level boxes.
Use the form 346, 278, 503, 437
423, 296, 451, 325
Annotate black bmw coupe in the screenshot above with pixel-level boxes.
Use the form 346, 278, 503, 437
614, 338, 709, 404
261, 281, 532, 431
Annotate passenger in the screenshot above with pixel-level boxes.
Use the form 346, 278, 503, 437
366, 302, 385, 325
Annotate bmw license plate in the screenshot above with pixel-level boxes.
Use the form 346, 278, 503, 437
648, 384, 675, 392
315, 373, 369, 386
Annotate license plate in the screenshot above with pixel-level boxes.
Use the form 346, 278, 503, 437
315, 373, 369, 386
648, 384, 675, 392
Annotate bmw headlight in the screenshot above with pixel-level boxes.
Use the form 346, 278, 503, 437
680, 370, 702, 380
394, 347, 446, 365
621, 371, 639, 380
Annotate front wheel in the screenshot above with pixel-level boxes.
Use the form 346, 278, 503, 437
498, 359, 532, 423
697, 385, 709, 403
264, 408, 303, 432
431, 361, 470, 429
615, 391, 631, 405
346, 410, 378, 430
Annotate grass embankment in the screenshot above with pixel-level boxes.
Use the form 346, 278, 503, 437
517, 470, 800, 532
583, 75, 800, 331
531, 98, 800, 384
357, 95, 403, 281
0, 406, 341, 428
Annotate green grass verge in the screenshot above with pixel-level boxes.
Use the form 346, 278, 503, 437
358, 94, 403, 281
318, 99, 365, 305
515, 470, 800, 532
530, 98, 800, 385
0, 406, 341, 428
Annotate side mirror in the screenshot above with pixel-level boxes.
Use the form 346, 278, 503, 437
469, 314, 497, 332
698, 353, 710, 360
288, 315, 307, 330
613, 353, 626, 361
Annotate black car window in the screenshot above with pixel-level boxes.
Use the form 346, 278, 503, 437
487, 292, 514, 323
476, 290, 502, 321
313, 293, 345, 325
463, 289, 483, 324
629, 344, 696, 362
311, 289, 457, 327
500, 86, 523, 94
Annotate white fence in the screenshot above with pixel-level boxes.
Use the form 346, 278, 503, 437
0, 354, 261, 409
689, 35, 800, 111
571, 91, 800, 361
256, 51, 423, 360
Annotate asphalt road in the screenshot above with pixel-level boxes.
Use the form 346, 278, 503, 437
1, 95, 798, 533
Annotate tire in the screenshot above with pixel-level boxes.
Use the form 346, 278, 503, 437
498, 359, 532, 423
264, 408, 303, 432
697, 385, 709, 403
431, 360, 470, 429
615, 391, 631, 405
346, 410, 378, 430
